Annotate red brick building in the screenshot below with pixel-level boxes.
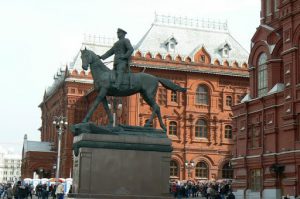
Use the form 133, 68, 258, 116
21, 134, 57, 178
232, 0, 300, 198
22, 14, 249, 181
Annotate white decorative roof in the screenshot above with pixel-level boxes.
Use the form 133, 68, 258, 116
135, 14, 248, 65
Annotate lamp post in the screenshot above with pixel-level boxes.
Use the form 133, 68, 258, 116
185, 160, 195, 179
53, 116, 68, 182
38, 168, 44, 179
108, 97, 122, 127
52, 164, 57, 177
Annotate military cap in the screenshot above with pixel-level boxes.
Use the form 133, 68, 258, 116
117, 28, 127, 34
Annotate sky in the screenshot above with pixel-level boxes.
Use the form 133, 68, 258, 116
0, 0, 260, 154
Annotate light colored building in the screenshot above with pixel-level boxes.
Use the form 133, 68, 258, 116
0, 147, 21, 183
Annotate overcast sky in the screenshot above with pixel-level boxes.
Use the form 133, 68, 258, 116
0, 0, 260, 153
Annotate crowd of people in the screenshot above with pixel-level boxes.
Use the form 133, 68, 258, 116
0, 181, 66, 199
170, 180, 235, 199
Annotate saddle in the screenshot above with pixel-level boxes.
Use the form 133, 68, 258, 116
110, 71, 134, 88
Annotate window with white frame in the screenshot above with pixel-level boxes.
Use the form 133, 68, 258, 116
266, 0, 271, 15
195, 161, 209, 178
169, 121, 177, 136
225, 125, 232, 139
250, 169, 262, 191
170, 160, 179, 177
258, 53, 268, 97
171, 91, 178, 103
196, 85, 209, 105
195, 119, 208, 138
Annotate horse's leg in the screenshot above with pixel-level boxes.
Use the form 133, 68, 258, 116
141, 92, 167, 131
102, 97, 114, 126
154, 103, 166, 131
82, 89, 107, 123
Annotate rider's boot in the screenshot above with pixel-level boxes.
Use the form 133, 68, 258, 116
114, 71, 123, 89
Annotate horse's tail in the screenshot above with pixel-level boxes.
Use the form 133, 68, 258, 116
158, 78, 187, 92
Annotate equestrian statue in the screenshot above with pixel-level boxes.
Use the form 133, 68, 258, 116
80, 29, 187, 132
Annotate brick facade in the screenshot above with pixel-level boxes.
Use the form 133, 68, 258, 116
232, 0, 300, 198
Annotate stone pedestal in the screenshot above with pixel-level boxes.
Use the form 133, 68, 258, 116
69, 124, 172, 199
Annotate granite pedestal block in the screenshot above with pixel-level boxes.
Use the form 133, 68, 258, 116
70, 124, 172, 199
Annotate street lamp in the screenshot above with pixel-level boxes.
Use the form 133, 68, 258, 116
53, 116, 68, 182
108, 97, 122, 127
52, 164, 57, 176
185, 160, 195, 179
38, 168, 44, 179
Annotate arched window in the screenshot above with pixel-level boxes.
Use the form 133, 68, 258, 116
195, 119, 208, 138
170, 160, 179, 177
225, 125, 232, 139
171, 91, 178, 103
169, 121, 177, 136
195, 161, 208, 178
196, 85, 209, 105
226, 96, 232, 106
258, 53, 268, 97
222, 162, 233, 179
145, 119, 153, 127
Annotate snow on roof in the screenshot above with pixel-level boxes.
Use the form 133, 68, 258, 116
24, 141, 53, 153
267, 83, 285, 95
135, 14, 248, 64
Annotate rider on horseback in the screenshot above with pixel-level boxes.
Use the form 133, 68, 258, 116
98, 28, 134, 90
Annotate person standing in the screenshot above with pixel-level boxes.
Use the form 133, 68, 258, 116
55, 183, 64, 199
51, 184, 56, 199
6, 183, 13, 199
98, 28, 134, 90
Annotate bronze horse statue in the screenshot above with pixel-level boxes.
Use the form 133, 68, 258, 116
80, 49, 187, 131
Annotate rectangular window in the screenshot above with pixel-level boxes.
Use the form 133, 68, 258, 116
171, 91, 178, 103
248, 125, 262, 148
298, 114, 300, 140
266, 0, 271, 15
226, 96, 233, 106
250, 169, 262, 191
197, 93, 208, 104
274, 0, 279, 11
258, 64, 268, 97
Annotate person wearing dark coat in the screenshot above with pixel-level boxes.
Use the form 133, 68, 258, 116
16, 181, 27, 199
227, 191, 235, 199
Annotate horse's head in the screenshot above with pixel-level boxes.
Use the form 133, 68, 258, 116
80, 48, 92, 71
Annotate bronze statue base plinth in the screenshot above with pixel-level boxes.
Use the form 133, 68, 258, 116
70, 124, 172, 199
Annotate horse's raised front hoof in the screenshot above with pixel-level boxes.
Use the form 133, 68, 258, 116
161, 126, 167, 132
